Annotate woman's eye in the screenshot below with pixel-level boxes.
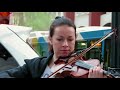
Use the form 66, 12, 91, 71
68, 39, 73, 41
57, 39, 62, 41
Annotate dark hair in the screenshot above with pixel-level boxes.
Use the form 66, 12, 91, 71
49, 16, 76, 53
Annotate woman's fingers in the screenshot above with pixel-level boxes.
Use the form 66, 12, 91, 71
88, 66, 104, 78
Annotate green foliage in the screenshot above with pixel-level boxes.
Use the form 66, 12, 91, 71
12, 12, 55, 31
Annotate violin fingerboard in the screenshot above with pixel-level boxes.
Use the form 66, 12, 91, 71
75, 60, 94, 70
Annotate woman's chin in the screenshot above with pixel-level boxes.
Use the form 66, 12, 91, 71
60, 54, 69, 57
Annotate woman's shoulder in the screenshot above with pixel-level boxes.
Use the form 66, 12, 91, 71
24, 52, 53, 65
24, 56, 47, 66
23, 53, 53, 76
24, 57, 48, 75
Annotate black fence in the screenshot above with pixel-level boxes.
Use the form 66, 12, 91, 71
109, 12, 120, 77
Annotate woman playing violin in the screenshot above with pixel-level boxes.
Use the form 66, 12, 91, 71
0, 16, 106, 78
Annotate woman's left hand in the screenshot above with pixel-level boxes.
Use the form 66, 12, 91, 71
88, 66, 106, 78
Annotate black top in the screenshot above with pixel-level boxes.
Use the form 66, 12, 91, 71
0, 53, 54, 78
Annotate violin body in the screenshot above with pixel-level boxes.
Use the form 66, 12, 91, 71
51, 59, 100, 78
70, 59, 100, 78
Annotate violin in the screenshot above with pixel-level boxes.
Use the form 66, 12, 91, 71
50, 59, 116, 78
48, 29, 116, 78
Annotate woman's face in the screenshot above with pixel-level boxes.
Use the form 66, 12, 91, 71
49, 25, 76, 58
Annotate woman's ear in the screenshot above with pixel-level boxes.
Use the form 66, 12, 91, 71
48, 36, 52, 45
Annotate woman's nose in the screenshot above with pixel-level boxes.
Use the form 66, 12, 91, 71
62, 40, 68, 47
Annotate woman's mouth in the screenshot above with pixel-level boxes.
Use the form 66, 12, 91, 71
60, 50, 70, 54
61, 50, 69, 51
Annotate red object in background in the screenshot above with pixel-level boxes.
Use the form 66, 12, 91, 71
64, 12, 75, 22
0, 12, 10, 17
0, 12, 10, 24
89, 12, 104, 26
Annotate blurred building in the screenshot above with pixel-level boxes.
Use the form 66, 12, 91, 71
1, 12, 112, 28
63, 12, 111, 27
